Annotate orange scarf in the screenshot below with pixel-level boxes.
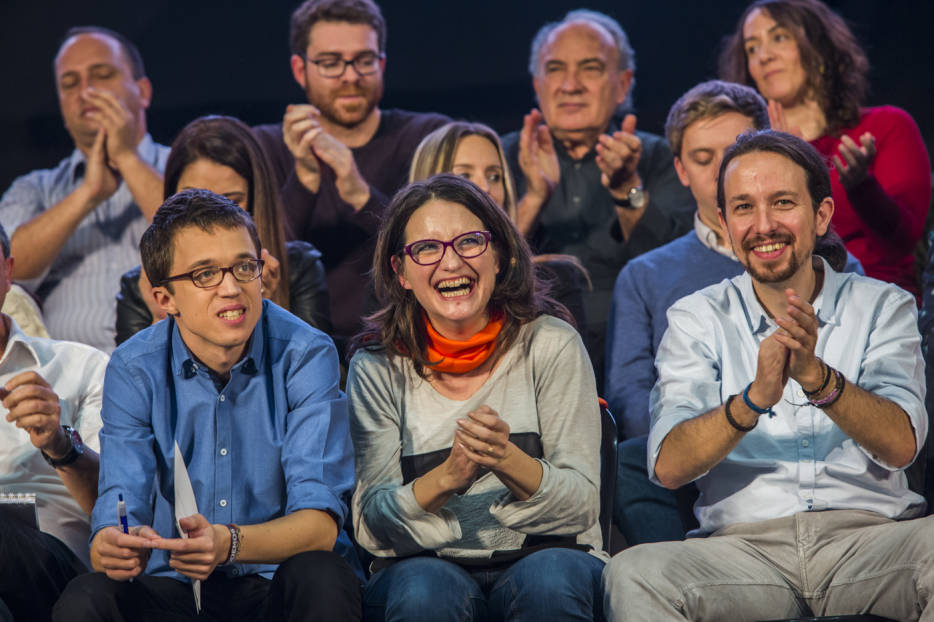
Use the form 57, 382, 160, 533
424, 312, 505, 374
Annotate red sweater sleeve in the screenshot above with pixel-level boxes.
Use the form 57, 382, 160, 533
844, 106, 931, 250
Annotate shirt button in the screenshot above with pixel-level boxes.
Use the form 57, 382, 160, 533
232, 568, 240, 576
220, 448, 228, 456
219, 499, 227, 507
574, 163, 581, 170
797, 389, 805, 397
219, 395, 226, 402
801, 439, 810, 448
572, 196, 581, 204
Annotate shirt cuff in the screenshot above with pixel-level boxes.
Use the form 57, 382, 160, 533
393, 482, 462, 550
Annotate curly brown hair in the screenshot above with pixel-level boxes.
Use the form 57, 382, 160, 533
351, 174, 571, 377
718, 0, 869, 135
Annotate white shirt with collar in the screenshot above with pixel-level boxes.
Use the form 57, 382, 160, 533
648, 257, 926, 535
0, 317, 108, 566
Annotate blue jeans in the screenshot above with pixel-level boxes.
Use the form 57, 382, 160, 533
363, 548, 605, 621
613, 436, 686, 545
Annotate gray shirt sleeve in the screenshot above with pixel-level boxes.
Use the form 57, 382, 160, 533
347, 351, 463, 557
488, 329, 601, 535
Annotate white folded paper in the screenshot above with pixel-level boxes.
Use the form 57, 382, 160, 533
174, 442, 202, 613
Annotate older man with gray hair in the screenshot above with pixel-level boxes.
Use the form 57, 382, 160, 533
502, 9, 694, 388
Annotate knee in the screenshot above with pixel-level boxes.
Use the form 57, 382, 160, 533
388, 558, 476, 603
274, 550, 360, 594
604, 543, 677, 598
367, 558, 482, 622
271, 551, 362, 620
52, 573, 119, 621
512, 549, 602, 593
497, 549, 604, 617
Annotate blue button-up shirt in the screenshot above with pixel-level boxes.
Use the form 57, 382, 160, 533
648, 258, 927, 535
0, 135, 170, 352
91, 301, 355, 580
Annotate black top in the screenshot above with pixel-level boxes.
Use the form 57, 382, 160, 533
253, 109, 450, 346
501, 118, 694, 390
114, 240, 330, 346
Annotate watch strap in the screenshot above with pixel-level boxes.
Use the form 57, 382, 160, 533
41, 426, 83, 468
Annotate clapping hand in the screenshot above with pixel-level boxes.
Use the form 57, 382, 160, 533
455, 406, 512, 470
833, 133, 876, 189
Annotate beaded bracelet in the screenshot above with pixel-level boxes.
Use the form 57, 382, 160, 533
808, 368, 845, 408
801, 360, 832, 398
724, 394, 757, 433
224, 523, 242, 565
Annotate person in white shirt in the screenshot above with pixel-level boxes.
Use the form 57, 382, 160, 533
0, 222, 108, 622
602, 130, 933, 621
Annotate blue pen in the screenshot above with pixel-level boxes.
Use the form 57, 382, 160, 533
117, 493, 129, 534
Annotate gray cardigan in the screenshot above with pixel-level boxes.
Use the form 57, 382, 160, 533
347, 315, 605, 562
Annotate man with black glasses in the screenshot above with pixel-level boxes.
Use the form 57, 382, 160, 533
254, 0, 448, 355
54, 190, 362, 621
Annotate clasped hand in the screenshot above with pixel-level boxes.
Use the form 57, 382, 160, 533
751, 289, 823, 408
439, 406, 512, 492
81, 87, 141, 203
282, 104, 369, 207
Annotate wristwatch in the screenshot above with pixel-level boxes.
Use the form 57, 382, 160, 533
41, 425, 85, 468
612, 186, 648, 210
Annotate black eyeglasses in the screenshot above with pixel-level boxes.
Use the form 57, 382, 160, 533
160, 259, 265, 289
305, 52, 384, 78
402, 231, 492, 266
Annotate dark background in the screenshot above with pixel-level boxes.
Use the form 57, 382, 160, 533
2, 0, 932, 192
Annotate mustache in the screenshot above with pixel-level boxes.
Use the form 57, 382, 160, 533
742, 233, 795, 252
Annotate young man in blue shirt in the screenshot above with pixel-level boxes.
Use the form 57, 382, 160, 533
54, 189, 361, 621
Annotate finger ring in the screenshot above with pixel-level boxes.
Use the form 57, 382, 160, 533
486, 445, 494, 455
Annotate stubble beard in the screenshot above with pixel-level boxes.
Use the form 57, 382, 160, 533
306, 80, 382, 130
742, 234, 802, 284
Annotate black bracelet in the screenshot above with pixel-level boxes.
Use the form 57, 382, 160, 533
802, 360, 832, 397
821, 369, 846, 409
724, 394, 757, 433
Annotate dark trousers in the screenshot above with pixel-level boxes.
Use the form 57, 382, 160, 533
0, 519, 87, 622
53, 550, 362, 622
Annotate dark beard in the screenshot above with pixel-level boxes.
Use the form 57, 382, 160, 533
742, 234, 799, 283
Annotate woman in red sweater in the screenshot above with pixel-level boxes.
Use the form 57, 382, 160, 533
719, 0, 930, 298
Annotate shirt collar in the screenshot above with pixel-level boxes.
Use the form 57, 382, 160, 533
0, 316, 40, 370
734, 255, 841, 336
694, 212, 737, 260
169, 304, 266, 380
68, 133, 157, 183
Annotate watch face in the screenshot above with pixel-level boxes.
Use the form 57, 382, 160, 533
629, 187, 647, 209
66, 426, 84, 454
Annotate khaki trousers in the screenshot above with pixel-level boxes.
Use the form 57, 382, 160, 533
603, 510, 934, 621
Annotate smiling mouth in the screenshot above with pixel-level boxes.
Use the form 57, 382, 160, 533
436, 276, 475, 298
218, 309, 245, 320
753, 241, 787, 253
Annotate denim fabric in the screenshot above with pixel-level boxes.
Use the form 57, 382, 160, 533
364, 548, 604, 621
613, 436, 685, 545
